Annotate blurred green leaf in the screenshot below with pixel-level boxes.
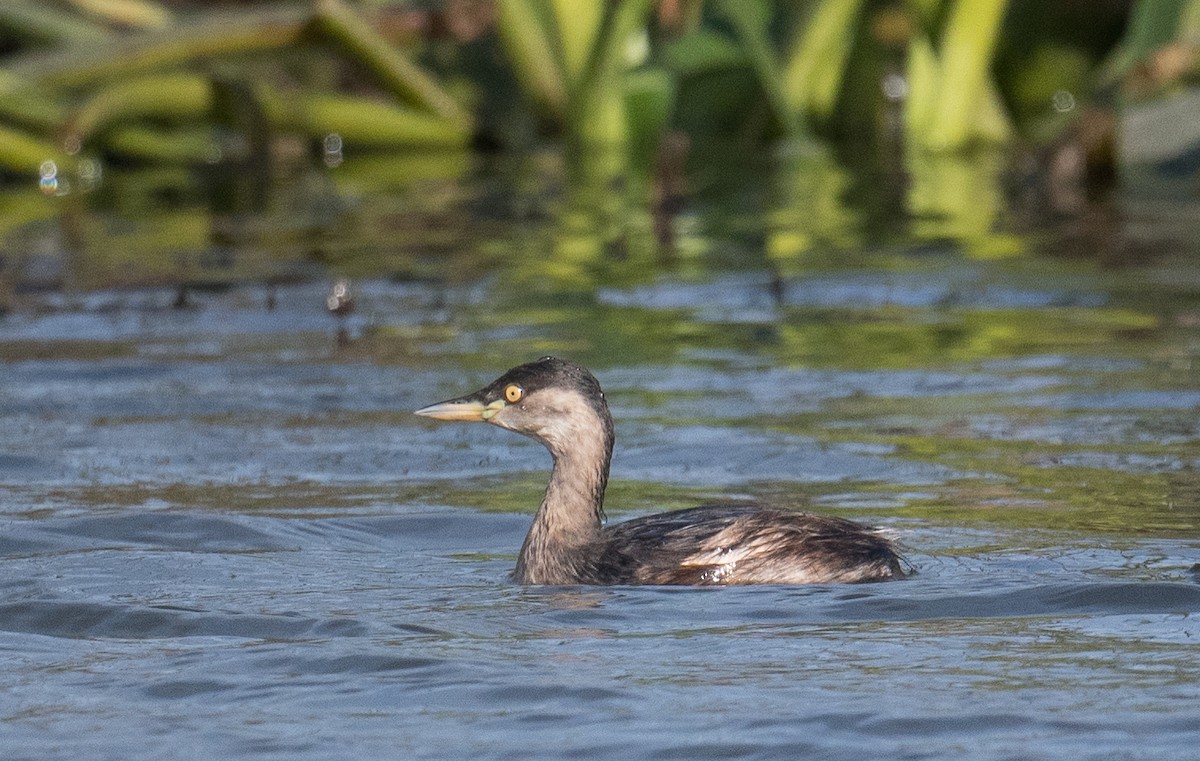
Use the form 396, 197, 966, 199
905, 32, 939, 138
624, 67, 676, 168
290, 94, 473, 148
0, 123, 70, 176
10, 6, 309, 91
781, 0, 867, 125
549, 0, 603, 88
66, 0, 172, 30
0, 89, 65, 134
0, 0, 111, 47
495, 0, 569, 122
64, 73, 211, 145
101, 123, 216, 163
570, 0, 656, 147
919, 0, 1011, 151
662, 28, 747, 75
311, 0, 472, 133
716, 0, 794, 135
905, 0, 947, 33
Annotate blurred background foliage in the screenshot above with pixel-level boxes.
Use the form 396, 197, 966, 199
4, 0, 1200, 178
3, 0, 1200, 295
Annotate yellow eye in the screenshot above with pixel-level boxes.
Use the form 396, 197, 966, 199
504, 384, 524, 403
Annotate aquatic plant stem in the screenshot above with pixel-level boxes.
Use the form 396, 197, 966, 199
716, 0, 795, 136
311, 0, 473, 134
494, 0, 569, 122
9, 6, 308, 91
66, 0, 172, 30
0, 0, 111, 47
62, 73, 211, 146
781, 0, 868, 126
921, 0, 1010, 151
549, 0, 603, 89
570, 0, 655, 147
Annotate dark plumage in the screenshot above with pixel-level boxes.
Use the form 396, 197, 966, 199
416, 357, 906, 586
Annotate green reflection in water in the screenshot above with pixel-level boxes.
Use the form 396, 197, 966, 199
770, 306, 1161, 369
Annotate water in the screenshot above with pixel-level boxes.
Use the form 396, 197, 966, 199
1, 150, 1199, 759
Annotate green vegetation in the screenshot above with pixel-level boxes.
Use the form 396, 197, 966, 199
3, 0, 1200, 184
0, 0, 471, 179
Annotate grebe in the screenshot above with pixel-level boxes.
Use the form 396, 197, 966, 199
415, 357, 905, 585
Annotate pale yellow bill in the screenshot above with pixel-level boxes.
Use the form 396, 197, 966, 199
414, 399, 505, 421
413, 399, 487, 421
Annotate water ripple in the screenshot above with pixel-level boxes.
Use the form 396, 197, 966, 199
0, 601, 369, 641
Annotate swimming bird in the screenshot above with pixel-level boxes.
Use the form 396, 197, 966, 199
415, 357, 905, 585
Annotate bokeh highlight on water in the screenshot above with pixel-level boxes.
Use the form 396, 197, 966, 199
1, 149, 1198, 759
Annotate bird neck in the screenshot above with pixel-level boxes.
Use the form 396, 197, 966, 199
513, 420, 613, 585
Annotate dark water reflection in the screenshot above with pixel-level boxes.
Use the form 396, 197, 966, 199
1, 149, 1199, 759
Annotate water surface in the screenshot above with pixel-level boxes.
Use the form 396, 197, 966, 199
1, 151, 1199, 759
